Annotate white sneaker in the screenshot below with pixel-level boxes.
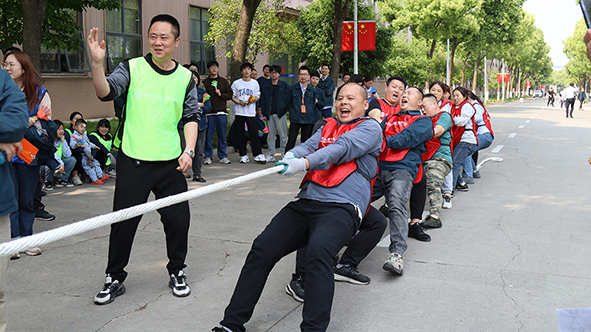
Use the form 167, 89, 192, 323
383, 253, 403, 275
266, 155, 276, 163
25, 247, 42, 256
254, 154, 266, 164
240, 155, 250, 163
219, 157, 231, 164
71, 175, 83, 186
442, 195, 452, 209
203, 157, 212, 165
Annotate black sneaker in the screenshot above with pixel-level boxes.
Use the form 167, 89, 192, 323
212, 327, 232, 332
169, 270, 191, 297
408, 223, 431, 242
285, 273, 304, 302
379, 203, 389, 218
334, 265, 370, 285
472, 170, 481, 178
94, 275, 126, 305
35, 207, 55, 221
44, 182, 53, 191
421, 215, 442, 229
455, 182, 469, 191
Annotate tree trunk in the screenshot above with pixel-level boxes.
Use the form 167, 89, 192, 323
329, 0, 352, 83
425, 39, 437, 89
460, 52, 471, 87
449, 37, 461, 86
472, 52, 483, 92
22, 0, 48, 72
230, 0, 262, 82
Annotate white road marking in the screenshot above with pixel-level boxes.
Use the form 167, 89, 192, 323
491, 145, 504, 153
525, 120, 530, 123
518, 125, 525, 128
509, 133, 517, 138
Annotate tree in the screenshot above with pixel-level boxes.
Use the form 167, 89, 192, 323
0, 0, 120, 71
205, 0, 300, 80
564, 18, 591, 87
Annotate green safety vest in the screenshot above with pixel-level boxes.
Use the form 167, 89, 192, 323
89, 132, 112, 166
122, 57, 192, 161
54, 141, 63, 159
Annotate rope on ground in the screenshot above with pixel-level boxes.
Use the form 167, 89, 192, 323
0, 165, 285, 258
475, 157, 503, 171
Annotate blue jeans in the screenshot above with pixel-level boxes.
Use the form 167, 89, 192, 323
462, 132, 493, 177
44, 156, 76, 182
191, 129, 207, 178
204, 114, 228, 160
453, 141, 478, 187
10, 162, 40, 238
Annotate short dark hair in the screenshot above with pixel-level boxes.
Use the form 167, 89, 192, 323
349, 74, 364, 84
54, 119, 64, 129
97, 119, 111, 129
240, 62, 254, 71
408, 86, 424, 99
387, 75, 407, 88
299, 65, 310, 75
207, 60, 219, 69
75, 118, 87, 126
270, 65, 282, 74
363, 75, 374, 83
310, 70, 320, 78
149, 14, 180, 39
423, 93, 437, 101
343, 72, 352, 78
321, 64, 330, 68
263, 64, 271, 70
69, 111, 83, 121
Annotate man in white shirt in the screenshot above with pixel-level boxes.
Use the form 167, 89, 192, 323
564, 83, 579, 118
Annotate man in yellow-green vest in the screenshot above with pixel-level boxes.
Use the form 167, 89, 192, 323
87, 14, 200, 305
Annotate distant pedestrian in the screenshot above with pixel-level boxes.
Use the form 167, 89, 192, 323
577, 88, 587, 110
203, 60, 233, 165
317, 64, 335, 118
547, 87, 555, 107
564, 83, 578, 118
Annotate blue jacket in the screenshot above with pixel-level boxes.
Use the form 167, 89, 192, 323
279, 83, 325, 124
379, 110, 433, 177
317, 76, 335, 107
259, 80, 289, 118
197, 87, 212, 131
0, 70, 29, 217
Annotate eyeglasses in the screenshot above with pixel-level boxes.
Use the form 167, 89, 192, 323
1, 62, 18, 69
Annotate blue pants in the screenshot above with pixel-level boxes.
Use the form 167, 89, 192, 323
462, 132, 493, 177
44, 156, 76, 182
453, 141, 478, 187
10, 162, 40, 238
204, 114, 228, 160
81, 156, 103, 182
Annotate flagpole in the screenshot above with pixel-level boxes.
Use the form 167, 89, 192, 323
446, 39, 450, 86
354, 0, 358, 75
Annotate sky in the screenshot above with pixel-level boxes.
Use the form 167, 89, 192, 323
522, 0, 583, 69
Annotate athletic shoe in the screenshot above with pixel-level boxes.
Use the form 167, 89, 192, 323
379, 204, 389, 218
455, 182, 469, 191
53, 180, 65, 188
35, 207, 55, 221
219, 157, 231, 164
442, 195, 452, 209
10, 253, 19, 260
472, 170, 481, 178
239, 155, 250, 164
254, 154, 267, 164
44, 182, 53, 191
266, 155, 276, 163
203, 157, 212, 165
421, 215, 442, 229
169, 269, 191, 297
212, 327, 233, 332
192, 176, 206, 183
285, 273, 304, 302
91, 180, 104, 185
383, 253, 404, 275
71, 174, 83, 186
25, 247, 42, 256
106, 167, 117, 177
408, 223, 431, 242
464, 177, 474, 184
94, 275, 126, 305
184, 172, 191, 178
100, 174, 110, 181
334, 265, 370, 285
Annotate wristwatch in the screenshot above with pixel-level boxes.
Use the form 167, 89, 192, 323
184, 149, 195, 158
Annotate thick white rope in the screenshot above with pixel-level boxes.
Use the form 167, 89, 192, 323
0, 165, 284, 258
475, 157, 503, 171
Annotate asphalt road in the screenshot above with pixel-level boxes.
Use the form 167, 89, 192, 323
6, 98, 591, 332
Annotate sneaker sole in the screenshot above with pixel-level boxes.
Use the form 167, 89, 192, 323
420, 222, 442, 229
35, 216, 55, 221
168, 280, 191, 297
334, 273, 370, 285
255, 160, 267, 164
285, 284, 304, 302
382, 262, 403, 275
94, 284, 126, 305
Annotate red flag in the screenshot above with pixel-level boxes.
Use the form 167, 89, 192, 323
341, 22, 354, 52
496, 73, 509, 83
358, 21, 376, 51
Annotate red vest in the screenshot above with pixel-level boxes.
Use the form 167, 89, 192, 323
301, 117, 379, 188
480, 104, 494, 138
377, 99, 400, 120
450, 100, 478, 148
440, 99, 454, 110
421, 111, 446, 161
378, 112, 425, 162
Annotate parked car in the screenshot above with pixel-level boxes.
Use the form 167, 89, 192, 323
533, 90, 543, 98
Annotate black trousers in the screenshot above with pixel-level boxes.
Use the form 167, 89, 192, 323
295, 205, 387, 276
234, 115, 262, 157
106, 152, 190, 282
220, 199, 358, 332
286, 122, 314, 152
565, 98, 575, 117
409, 173, 427, 221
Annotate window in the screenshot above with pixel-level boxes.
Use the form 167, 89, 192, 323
190, 7, 215, 74
106, 0, 142, 72
40, 12, 91, 73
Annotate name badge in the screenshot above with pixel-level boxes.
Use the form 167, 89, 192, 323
301, 105, 307, 114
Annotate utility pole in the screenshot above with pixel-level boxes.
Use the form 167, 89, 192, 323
501, 58, 505, 102
354, 0, 358, 75
446, 39, 450, 86
484, 56, 488, 103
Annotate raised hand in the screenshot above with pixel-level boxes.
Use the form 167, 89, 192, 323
87, 27, 107, 64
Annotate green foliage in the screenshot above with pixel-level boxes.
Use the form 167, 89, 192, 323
0, 0, 120, 52
205, 0, 301, 63
564, 18, 591, 85
292, 0, 335, 69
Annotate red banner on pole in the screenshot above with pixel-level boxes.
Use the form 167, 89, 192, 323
358, 21, 376, 51
341, 22, 354, 52
497, 73, 509, 83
